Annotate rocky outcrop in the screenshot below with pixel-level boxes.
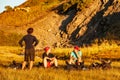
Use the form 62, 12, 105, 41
65, 0, 120, 46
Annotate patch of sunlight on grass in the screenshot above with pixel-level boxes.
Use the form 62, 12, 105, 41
112, 61, 120, 67
51, 43, 120, 59
0, 43, 119, 65
52, 48, 72, 56
0, 46, 22, 54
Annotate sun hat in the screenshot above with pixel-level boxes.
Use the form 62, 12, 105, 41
44, 47, 50, 52
74, 46, 80, 51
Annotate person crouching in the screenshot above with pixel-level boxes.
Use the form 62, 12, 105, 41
68, 46, 83, 65
42, 47, 58, 68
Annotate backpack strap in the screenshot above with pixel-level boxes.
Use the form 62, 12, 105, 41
73, 51, 81, 59
73, 51, 78, 59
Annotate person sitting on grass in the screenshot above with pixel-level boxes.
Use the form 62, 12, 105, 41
67, 46, 83, 66
42, 47, 58, 68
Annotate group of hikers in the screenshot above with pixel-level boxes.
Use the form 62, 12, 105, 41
19, 28, 83, 70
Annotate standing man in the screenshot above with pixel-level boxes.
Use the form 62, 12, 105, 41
19, 28, 39, 70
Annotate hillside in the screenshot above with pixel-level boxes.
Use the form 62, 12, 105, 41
0, 0, 120, 48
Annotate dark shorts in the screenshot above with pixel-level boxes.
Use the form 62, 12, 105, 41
24, 48, 35, 61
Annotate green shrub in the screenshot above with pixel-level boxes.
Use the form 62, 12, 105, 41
63, 0, 93, 12
25, 0, 42, 6
5, 5, 13, 11
0, 31, 23, 46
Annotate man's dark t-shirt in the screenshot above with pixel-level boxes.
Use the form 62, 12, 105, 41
42, 52, 54, 61
19, 34, 39, 49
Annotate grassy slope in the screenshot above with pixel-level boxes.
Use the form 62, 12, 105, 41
0, 0, 94, 26
0, 0, 63, 46
0, 0, 61, 26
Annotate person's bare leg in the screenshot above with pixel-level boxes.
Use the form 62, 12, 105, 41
69, 58, 75, 64
29, 61, 34, 70
54, 58, 58, 67
22, 61, 27, 70
43, 58, 47, 68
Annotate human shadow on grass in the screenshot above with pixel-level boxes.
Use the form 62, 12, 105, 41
1, 59, 119, 71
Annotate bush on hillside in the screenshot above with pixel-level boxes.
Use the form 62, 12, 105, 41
5, 5, 13, 11
63, 0, 93, 12
0, 31, 23, 46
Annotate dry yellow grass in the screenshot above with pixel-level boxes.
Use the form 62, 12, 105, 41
0, 43, 120, 80
52, 43, 120, 59
0, 65, 120, 80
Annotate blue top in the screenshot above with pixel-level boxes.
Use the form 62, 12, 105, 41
71, 51, 82, 59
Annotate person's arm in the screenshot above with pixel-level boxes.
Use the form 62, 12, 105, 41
42, 53, 51, 60
49, 53, 55, 60
18, 37, 24, 47
78, 51, 82, 62
45, 57, 51, 60
33, 36, 39, 46
70, 52, 77, 60
76, 52, 81, 59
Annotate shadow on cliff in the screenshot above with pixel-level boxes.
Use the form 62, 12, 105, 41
69, 0, 120, 46
60, 4, 77, 33
52, 3, 78, 33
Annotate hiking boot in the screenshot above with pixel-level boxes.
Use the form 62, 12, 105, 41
55, 66, 59, 69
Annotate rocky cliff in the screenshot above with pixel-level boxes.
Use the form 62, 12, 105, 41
64, 0, 120, 46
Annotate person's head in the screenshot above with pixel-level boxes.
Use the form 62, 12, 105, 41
27, 28, 33, 34
74, 46, 80, 52
44, 47, 51, 54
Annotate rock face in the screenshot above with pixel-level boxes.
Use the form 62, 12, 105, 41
65, 0, 120, 46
